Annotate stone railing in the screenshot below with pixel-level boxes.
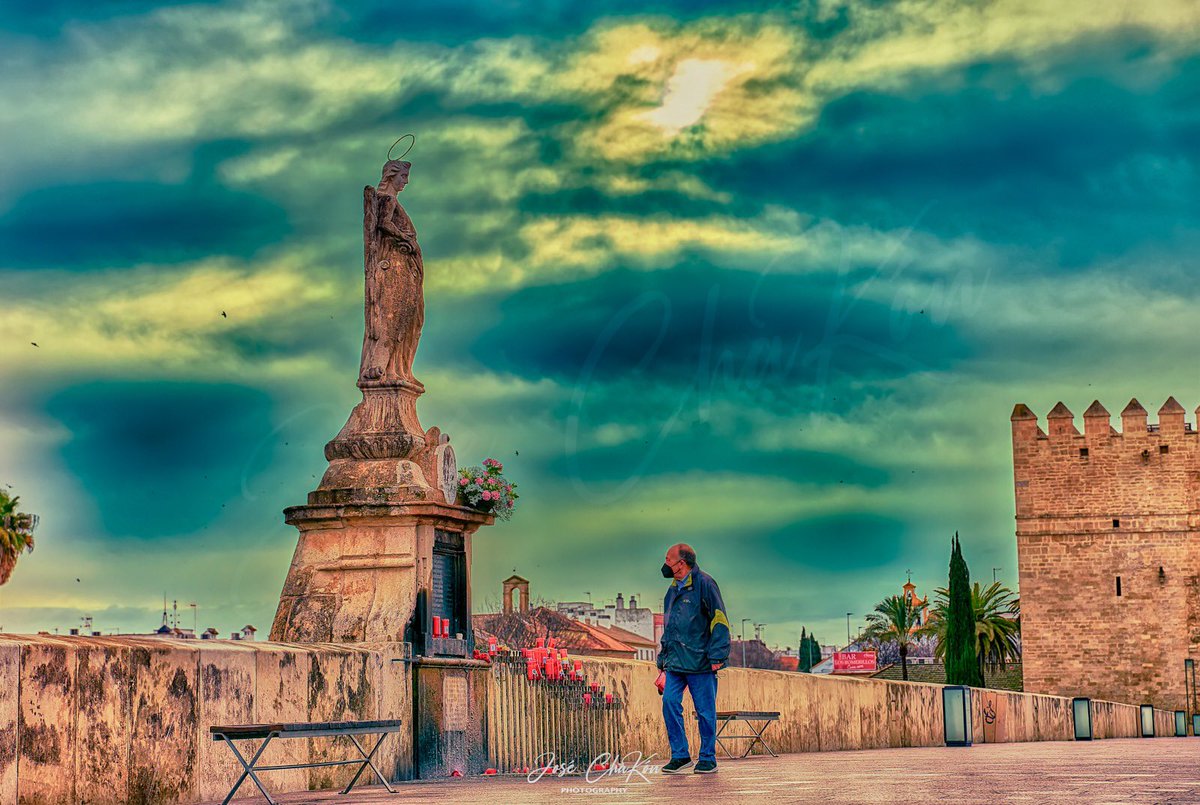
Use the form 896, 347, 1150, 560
1, 636, 1179, 803
568, 657, 1171, 758
0, 635, 410, 804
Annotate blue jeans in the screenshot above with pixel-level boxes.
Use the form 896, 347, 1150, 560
662, 670, 718, 762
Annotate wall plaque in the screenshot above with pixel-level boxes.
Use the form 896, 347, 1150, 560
443, 674, 468, 731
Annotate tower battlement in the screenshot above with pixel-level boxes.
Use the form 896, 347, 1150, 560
1011, 397, 1200, 520
1011, 397, 1197, 442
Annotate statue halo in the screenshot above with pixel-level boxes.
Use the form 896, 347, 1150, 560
387, 134, 415, 161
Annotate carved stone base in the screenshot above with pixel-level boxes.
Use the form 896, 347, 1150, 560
323, 381, 427, 464
270, 500, 492, 643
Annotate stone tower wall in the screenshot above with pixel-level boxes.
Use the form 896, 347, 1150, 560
1012, 397, 1200, 710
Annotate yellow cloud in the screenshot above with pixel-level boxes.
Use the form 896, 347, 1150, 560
0, 254, 342, 381
520, 212, 800, 273
563, 18, 812, 162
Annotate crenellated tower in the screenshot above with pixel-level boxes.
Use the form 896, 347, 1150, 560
1012, 397, 1200, 710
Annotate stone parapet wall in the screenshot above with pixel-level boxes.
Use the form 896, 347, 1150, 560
571, 658, 1169, 759
0, 635, 410, 805
0, 638, 1177, 804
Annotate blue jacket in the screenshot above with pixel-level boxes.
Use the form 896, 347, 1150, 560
657, 563, 731, 674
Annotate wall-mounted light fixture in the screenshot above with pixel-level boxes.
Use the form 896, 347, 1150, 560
943, 686, 973, 747
1072, 697, 1092, 741
1141, 704, 1156, 738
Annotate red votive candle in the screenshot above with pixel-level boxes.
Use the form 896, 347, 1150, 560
583, 693, 592, 706
605, 693, 613, 704
547, 637, 555, 649
535, 637, 545, 648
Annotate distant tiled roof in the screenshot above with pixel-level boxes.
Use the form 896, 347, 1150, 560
598, 624, 656, 648
472, 608, 635, 656
870, 662, 1023, 691
574, 621, 638, 653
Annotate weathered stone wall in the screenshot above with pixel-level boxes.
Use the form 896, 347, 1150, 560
0, 638, 1177, 804
1012, 399, 1200, 710
570, 658, 1161, 762
0, 635, 410, 805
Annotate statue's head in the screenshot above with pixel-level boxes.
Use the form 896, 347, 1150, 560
380, 160, 411, 192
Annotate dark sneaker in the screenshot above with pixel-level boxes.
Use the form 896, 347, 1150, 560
661, 757, 693, 774
693, 760, 717, 774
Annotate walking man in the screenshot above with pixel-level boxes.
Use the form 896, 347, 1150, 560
655, 543, 730, 774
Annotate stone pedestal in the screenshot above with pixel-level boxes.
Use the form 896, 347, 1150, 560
270, 500, 491, 643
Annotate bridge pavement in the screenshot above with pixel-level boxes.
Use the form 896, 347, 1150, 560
212, 737, 1200, 804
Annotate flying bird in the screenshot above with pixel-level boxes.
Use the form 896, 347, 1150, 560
221, 311, 227, 318
30, 342, 38, 347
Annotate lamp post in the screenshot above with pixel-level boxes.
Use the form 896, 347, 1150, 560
846, 612, 853, 647
741, 618, 751, 667
992, 567, 1001, 584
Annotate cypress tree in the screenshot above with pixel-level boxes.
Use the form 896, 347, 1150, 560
945, 532, 983, 686
798, 629, 821, 672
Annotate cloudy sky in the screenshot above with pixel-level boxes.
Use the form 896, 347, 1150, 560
1, 0, 1198, 647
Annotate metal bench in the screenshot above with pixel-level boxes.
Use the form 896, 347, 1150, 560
696, 710, 780, 759
209, 719, 403, 804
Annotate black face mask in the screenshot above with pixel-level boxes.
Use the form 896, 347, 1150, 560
661, 562, 675, 578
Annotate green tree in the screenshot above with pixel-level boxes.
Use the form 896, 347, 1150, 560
0, 489, 37, 585
943, 532, 983, 686
863, 594, 925, 681
928, 580, 1021, 682
798, 629, 822, 673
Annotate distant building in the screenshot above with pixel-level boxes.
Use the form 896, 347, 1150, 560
476, 577, 649, 660
556, 591, 655, 642
231, 623, 258, 643
902, 577, 930, 629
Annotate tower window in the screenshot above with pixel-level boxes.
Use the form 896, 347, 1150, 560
1116, 576, 1122, 597
1079, 448, 1089, 458
1112, 518, 1120, 528
1160, 445, 1170, 454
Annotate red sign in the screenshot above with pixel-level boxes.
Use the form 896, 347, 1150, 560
832, 651, 877, 673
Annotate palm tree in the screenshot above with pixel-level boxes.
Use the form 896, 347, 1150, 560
927, 581, 1021, 682
863, 594, 925, 681
0, 489, 37, 585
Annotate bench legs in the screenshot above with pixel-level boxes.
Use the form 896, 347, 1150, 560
218, 732, 279, 805
341, 733, 397, 795
714, 717, 778, 760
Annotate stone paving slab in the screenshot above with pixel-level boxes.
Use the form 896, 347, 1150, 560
208, 738, 1200, 804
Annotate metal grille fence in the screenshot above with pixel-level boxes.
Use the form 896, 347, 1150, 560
486, 650, 623, 773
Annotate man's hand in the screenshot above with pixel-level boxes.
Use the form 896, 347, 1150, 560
655, 670, 666, 694
711, 663, 721, 672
